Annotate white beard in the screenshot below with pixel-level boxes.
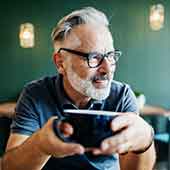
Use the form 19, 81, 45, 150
66, 64, 113, 100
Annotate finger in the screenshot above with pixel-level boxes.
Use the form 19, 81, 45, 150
64, 143, 85, 155
111, 113, 134, 132
93, 141, 132, 155
85, 147, 96, 152
102, 126, 133, 149
116, 142, 132, 154
59, 122, 74, 137
90, 138, 131, 156
90, 142, 117, 155
54, 142, 85, 157
91, 148, 103, 155
92, 128, 132, 155
92, 145, 117, 155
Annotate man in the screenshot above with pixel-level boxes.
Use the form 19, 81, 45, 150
2, 7, 155, 170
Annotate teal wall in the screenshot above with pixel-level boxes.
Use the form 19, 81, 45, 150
1, 0, 170, 108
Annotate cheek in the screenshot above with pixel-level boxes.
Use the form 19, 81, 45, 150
72, 62, 88, 78
112, 65, 116, 73
71, 59, 96, 79
109, 66, 116, 78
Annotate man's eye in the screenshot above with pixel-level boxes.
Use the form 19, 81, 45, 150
91, 54, 102, 60
108, 53, 115, 59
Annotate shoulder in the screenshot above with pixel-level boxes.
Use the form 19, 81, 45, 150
25, 76, 57, 90
23, 76, 57, 96
17, 75, 59, 104
107, 80, 138, 112
110, 80, 131, 95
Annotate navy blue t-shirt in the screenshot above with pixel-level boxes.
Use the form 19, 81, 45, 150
11, 75, 138, 170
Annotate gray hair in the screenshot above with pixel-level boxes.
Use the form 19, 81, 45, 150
51, 7, 109, 49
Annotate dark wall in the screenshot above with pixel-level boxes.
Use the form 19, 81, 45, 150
0, 0, 170, 108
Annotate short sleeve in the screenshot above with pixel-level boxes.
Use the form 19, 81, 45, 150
121, 85, 139, 113
11, 86, 40, 136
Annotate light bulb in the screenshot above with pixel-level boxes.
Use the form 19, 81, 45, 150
149, 4, 164, 31
19, 23, 34, 48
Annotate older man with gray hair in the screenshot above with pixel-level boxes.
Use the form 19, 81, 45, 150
2, 7, 155, 170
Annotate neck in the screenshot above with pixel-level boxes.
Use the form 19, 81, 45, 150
63, 77, 91, 108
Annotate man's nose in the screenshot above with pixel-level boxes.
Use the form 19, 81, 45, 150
98, 57, 115, 74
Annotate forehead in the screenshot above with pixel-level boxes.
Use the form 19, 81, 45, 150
65, 24, 114, 52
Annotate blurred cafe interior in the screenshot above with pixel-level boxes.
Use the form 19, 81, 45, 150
0, 0, 170, 169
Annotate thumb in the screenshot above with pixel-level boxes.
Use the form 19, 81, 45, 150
59, 122, 74, 137
55, 143, 85, 157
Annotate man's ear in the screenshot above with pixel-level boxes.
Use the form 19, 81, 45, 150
53, 52, 65, 74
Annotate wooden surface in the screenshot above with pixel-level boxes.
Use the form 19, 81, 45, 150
0, 102, 169, 117
140, 104, 170, 116
0, 102, 16, 118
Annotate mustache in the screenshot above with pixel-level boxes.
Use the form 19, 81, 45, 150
92, 74, 111, 81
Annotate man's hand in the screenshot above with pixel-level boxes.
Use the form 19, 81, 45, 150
37, 117, 85, 158
89, 112, 153, 155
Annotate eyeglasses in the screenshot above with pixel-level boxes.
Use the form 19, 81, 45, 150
58, 48, 122, 68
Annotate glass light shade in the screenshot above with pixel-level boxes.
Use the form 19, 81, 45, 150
149, 4, 164, 31
19, 23, 34, 48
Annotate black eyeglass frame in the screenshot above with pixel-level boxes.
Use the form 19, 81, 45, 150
58, 48, 122, 68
